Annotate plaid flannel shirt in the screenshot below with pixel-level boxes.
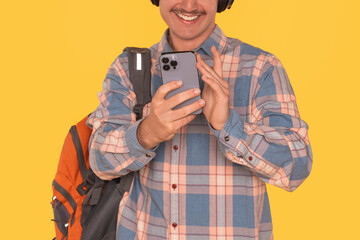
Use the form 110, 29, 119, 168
87, 25, 312, 240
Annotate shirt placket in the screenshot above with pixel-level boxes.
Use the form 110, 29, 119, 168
169, 133, 180, 240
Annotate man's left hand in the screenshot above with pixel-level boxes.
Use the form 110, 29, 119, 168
196, 46, 230, 130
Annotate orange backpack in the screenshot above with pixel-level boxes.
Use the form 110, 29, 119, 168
51, 115, 92, 239
51, 47, 152, 240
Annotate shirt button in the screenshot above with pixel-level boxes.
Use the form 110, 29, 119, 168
172, 222, 177, 229
224, 136, 230, 141
145, 154, 151, 158
126, 169, 131, 172
172, 184, 177, 190
173, 145, 178, 150
248, 156, 253, 161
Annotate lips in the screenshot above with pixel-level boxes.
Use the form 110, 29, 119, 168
175, 12, 200, 21
170, 8, 205, 24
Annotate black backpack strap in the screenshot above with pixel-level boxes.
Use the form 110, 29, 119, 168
117, 172, 134, 195
80, 173, 134, 240
69, 123, 96, 197
82, 174, 105, 206
80, 178, 120, 240
124, 47, 152, 120
70, 125, 88, 180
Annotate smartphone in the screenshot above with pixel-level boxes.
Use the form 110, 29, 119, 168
159, 51, 202, 114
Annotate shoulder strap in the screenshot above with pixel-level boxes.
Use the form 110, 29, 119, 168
117, 172, 134, 195
124, 47, 152, 120
70, 125, 88, 180
80, 173, 134, 240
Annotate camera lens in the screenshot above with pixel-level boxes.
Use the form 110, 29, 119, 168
162, 57, 169, 64
170, 60, 178, 67
163, 65, 170, 71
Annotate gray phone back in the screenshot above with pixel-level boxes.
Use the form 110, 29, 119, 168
160, 51, 202, 114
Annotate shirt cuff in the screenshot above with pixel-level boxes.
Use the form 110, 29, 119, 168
208, 109, 246, 140
214, 109, 278, 177
208, 122, 221, 138
125, 119, 158, 159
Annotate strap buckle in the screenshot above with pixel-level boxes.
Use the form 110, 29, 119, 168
133, 104, 143, 120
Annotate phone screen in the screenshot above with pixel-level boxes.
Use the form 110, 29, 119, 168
160, 51, 202, 114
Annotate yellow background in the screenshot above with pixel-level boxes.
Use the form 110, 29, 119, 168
1, 0, 359, 239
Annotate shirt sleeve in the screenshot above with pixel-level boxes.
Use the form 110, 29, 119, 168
210, 54, 313, 191
86, 52, 156, 180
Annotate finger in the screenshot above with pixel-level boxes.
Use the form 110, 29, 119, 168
196, 59, 221, 86
211, 46, 223, 78
196, 54, 218, 80
169, 99, 205, 121
166, 88, 201, 110
197, 64, 227, 94
172, 114, 197, 130
202, 75, 228, 98
153, 80, 183, 101
196, 54, 227, 89
197, 62, 229, 91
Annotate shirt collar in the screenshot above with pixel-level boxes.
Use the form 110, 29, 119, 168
156, 24, 228, 59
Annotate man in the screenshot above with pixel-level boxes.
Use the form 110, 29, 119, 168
87, 0, 313, 239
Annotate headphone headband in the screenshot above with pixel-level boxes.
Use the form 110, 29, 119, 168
151, 0, 234, 13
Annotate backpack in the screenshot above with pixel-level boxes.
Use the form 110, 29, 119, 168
51, 47, 152, 240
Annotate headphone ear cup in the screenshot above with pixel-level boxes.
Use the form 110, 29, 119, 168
217, 0, 234, 13
151, 0, 159, 7
217, 0, 227, 13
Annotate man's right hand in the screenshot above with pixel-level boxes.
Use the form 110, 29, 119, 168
137, 80, 205, 150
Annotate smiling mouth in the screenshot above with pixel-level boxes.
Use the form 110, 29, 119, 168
170, 8, 206, 22
175, 12, 201, 21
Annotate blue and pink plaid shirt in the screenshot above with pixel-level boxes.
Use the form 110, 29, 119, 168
87, 25, 312, 240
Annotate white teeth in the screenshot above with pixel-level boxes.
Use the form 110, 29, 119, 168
176, 13, 200, 21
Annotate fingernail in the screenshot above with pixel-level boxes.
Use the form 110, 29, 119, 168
194, 88, 200, 94
199, 99, 205, 105
177, 80, 183, 85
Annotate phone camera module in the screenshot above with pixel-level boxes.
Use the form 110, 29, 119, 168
162, 57, 169, 64
170, 60, 178, 67
163, 65, 170, 71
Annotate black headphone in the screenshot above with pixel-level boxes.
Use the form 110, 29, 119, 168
150, 0, 235, 13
